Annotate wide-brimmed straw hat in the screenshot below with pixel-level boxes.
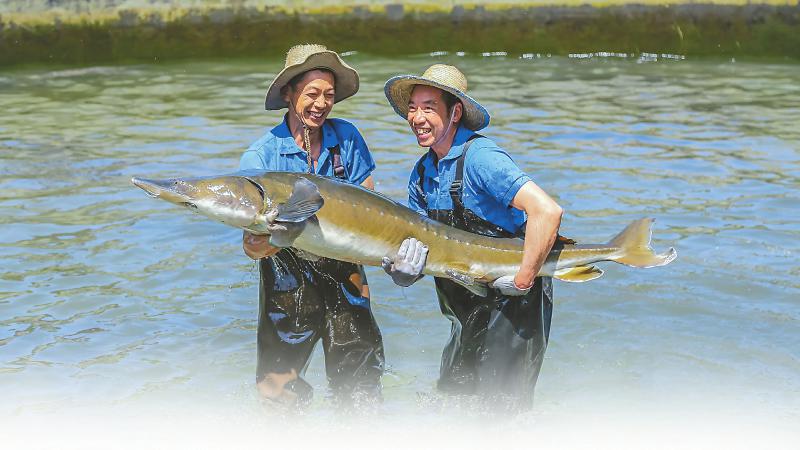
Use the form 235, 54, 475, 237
384, 64, 490, 131
264, 44, 359, 110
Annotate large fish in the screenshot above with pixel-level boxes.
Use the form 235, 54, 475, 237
132, 171, 676, 296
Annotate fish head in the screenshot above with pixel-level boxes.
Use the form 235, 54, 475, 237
131, 175, 266, 229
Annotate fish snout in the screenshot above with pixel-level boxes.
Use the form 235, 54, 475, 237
131, 177, 165, 198
131, 177, 193, 205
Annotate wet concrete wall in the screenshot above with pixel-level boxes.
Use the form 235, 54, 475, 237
1, 1, 798, 66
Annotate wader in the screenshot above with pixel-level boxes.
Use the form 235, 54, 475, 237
256, 145, 384, 407
416, 136, 553, 412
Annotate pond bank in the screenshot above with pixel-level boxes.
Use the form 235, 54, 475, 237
1, 2, 799, 66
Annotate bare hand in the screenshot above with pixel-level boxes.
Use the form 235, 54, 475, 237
243, 231, 280, 260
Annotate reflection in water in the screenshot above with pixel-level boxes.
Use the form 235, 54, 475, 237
0, 56, 798, 428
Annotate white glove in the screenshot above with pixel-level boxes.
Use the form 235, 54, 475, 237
491, 275, 531, 296
382, 238, 428, 287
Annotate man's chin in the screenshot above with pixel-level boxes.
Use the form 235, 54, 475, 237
304, 114, 328, 127
416, 135, 435, 147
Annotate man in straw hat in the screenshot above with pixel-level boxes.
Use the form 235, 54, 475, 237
239, 44, 384, 408
382, 64, 563, 411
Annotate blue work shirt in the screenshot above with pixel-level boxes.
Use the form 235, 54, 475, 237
408, 125, 532, 234
239, 116, 375, 185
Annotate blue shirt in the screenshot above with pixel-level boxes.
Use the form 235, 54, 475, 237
408, 125, 531, 234
239, 116, 375, 185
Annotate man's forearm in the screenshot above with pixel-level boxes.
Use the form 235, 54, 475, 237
516, 211, 561, 287
509, 181, 563, 288
360, 175, 375, 190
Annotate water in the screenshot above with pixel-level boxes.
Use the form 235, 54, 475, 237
1, 55, 799, 446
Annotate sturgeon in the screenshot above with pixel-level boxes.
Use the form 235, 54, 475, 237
132, 171, 676, 295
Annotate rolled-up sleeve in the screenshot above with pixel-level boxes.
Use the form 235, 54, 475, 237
469, 145, 532, 207
344, 129, 376, 185
239, 148, 266, 171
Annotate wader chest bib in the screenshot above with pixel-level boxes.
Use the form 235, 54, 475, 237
256, 137, 384, 407
415, 135, 553, 412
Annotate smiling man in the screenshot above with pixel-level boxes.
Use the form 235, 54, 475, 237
381, 64, 563, 412
239, 44, 384, 409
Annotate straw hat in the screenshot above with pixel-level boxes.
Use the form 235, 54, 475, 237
384, 64, 490, 131
264, 44, 359, 110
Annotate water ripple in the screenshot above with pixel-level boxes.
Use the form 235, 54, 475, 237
0, 56, 798, 417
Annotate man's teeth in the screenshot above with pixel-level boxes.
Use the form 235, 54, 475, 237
309, 112, 324, 119
416, 128, 431, 135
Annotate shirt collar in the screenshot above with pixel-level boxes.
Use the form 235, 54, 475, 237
321, 120, 339, 149
271, 115, 340, 155
439, 125, 477, 161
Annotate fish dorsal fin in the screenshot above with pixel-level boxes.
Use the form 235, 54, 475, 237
445, 269, 489, 297
554, 265, 604, 282
275, 178, 324, 223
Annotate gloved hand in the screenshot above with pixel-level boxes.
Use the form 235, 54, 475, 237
382, 238, 428, 287
491, 275, 531, 296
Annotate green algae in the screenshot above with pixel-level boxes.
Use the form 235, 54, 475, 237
1, 3, 798, 66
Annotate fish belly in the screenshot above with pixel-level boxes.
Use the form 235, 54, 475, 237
293, 218, 391, 266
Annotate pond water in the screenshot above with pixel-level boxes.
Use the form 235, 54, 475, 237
1, 54, 798, 446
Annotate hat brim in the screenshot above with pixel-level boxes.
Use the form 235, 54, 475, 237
265, 51, 359, 110
384, 75, 490, 131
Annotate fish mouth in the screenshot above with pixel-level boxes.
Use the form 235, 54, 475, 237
131, 177, 192, 205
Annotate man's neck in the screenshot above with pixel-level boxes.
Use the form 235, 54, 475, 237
430, 129, 458, 160
286, 114, 321, 156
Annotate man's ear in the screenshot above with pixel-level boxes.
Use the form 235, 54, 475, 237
281, 85, 292, 104
453, 102, 463, 123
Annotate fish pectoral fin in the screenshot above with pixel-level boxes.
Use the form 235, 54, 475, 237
275, 178, 324, 223
267, 221, 306, 248
468, 284, 489, 297
445, 269, 489, 297
554, 265, 604, 282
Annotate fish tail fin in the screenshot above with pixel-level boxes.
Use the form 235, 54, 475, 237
608, 218, 677, 268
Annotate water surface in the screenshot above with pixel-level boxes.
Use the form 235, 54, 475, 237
0, 54, 798, 441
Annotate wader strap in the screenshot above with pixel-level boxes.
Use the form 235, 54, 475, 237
330, 144, 346, 179
414, 152, 428, 207
449, 134, 483, 229
415, 135, 483, 211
